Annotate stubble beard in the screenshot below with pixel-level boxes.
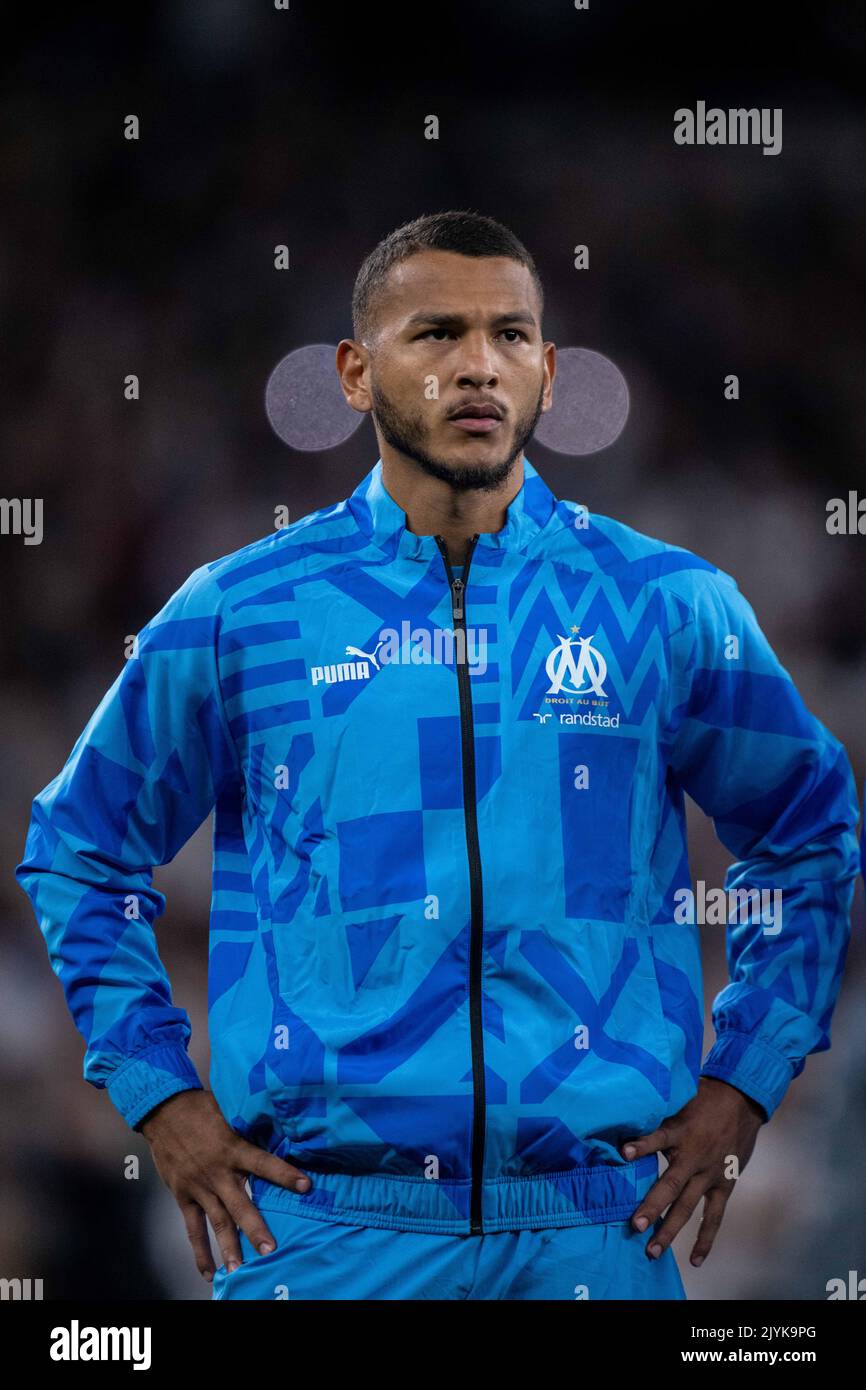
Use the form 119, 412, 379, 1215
370, 379, 546, 494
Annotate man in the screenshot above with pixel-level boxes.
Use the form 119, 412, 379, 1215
17, 211, 859, 1301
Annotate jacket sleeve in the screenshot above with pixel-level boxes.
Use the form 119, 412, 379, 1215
15, 563, 241, 1130
666, 566, 860, 1122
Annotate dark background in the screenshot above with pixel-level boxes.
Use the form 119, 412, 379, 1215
1, 1, 864, 1299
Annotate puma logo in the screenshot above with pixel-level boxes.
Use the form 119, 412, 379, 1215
345, 640, 385, 670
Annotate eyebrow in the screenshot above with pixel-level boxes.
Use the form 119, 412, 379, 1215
404, 310, 537, 330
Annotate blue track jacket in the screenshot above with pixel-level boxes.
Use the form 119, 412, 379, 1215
16, 457, 860, 1234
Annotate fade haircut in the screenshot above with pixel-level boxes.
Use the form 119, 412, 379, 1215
351, 210, 545, 345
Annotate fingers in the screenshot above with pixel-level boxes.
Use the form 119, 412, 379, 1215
690, 1185, 728, 1266
217, 1175, 279, 1259
620, 1125, 672, 1160
201, 1194, 245, 1273
181, 1171, 280, 1283
642, 1174, 708, 1259
164, 1125, 311, 1282
181, 1201, 216, 1283
240, 1141, 312, 1193
630, 1156, 691, 1234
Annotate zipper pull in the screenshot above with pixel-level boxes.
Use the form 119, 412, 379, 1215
451, 577, 464, 622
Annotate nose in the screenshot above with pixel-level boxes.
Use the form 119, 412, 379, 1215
456, 331, 499, 387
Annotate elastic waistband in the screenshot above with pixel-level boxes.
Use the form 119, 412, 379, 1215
248, 1155, 659, 1235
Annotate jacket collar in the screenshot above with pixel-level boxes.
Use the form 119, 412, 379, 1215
347, 455, 558, 562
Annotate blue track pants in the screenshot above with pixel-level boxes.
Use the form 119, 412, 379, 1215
212, 1197, 686, 1301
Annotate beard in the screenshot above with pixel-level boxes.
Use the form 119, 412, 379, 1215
370, 378, 546, 493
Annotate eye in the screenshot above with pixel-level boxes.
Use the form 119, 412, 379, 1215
415, 327, 527, 342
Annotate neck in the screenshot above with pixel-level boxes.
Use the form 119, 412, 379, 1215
380, 451, 524, 565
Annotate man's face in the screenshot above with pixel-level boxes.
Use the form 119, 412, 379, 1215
357, 249, 555, 492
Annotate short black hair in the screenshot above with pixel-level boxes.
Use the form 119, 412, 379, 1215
351, 210, 544, 344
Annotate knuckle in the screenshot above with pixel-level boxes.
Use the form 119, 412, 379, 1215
220, 1187, 250, 1220
661, 1172, 684, 1201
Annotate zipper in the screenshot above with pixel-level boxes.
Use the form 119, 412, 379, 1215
434, 531, 486, 1235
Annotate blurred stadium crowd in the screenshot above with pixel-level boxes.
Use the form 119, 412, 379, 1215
1, 4, 863, 1299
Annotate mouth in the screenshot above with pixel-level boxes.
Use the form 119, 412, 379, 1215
447, 404, 504, 435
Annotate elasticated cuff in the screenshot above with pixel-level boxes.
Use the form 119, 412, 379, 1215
106, 1042, 203, 1130
700, 1031, 796, 1121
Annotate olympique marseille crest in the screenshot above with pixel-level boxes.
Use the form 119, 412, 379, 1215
537, 626, 621, 728
545, 631, 609, 697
